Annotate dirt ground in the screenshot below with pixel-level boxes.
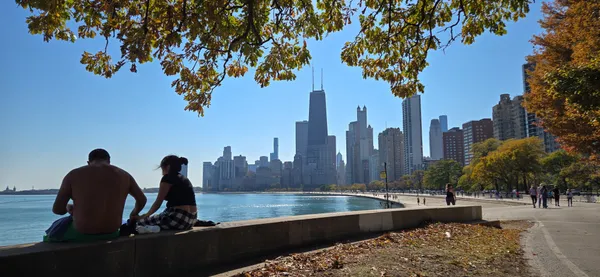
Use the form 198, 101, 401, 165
235, 221, 535, 277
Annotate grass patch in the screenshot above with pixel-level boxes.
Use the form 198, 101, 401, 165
235, 221, 534, 277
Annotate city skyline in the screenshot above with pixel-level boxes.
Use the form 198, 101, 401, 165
0, 1, 548, 189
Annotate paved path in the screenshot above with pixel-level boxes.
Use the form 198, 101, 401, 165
213, 193, 599, 277
485, 203, 600, 277
317, 192, 600, 277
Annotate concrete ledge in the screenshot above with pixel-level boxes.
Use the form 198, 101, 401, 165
0, 206, 482, 277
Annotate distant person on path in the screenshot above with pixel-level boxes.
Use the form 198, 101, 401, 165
541, 186, 548, 209
553, 187, 560, 207
445, 184, 456, 206
567, 189, 574, 207
45, 149, 147, 242
548, 190, 553, 205
423, 198, 426, 206
134, 155, 197, 230
529, 186, 537, 208
537, 185, 543, 208
417, 197, 420, 206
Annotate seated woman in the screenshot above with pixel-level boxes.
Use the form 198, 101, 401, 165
136, 155, 197, 230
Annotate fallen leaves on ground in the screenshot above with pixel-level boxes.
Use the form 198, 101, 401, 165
235, 221, 534, 277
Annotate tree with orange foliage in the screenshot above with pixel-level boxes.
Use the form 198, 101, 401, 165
525, 0, 600, 161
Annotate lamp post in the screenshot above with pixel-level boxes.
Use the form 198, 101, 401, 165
384, 162, 389, 208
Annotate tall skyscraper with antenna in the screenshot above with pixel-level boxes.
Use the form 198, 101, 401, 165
301, 67, 337, 187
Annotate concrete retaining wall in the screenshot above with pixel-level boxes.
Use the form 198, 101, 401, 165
0, 206, 482, 277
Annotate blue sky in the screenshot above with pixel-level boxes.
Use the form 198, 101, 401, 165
0, 2, 544, 189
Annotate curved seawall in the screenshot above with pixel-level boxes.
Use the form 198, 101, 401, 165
311, 192, 405, 207
0, 206, 482, 277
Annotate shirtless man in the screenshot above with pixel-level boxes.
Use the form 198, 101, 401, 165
48, 149, 147, 242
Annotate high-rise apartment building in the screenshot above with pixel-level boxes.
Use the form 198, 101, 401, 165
370, 150, 380, 182
270, 138, 279, 161
443, 127, 465, 166
402, 95, 424, 174
346, 121, 359, 185
462, 119, 494, 165
233, 155, 248, 178
522, 63, 561, 153
512, 95, 528, 139
346, 106, 375, 184
439, 115, 448, 132
223, 146, 232, 160
429, 119, 443, 160
337, 160, 346, 186
202, 162, 214, 190
292, 154, 305, 187
492, 94, 527, 141
259, 156, 269, 167
270, 159, 283, 179
378, 128, 404, 181
326, 135, 337, 183
282, 162, 293, 187
295, 121, 309, 159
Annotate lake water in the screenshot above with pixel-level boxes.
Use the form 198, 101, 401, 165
0, 193, 385, 246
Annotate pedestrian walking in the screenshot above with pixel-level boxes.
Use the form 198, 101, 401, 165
553, 187, 560, 207
548, 190, 553, 205
445, 184, 456, 206
541, 186, 548, 208
423, 198, 426, 206
529, 186, 537, 208
567, 189, 573, 207
537, 185, 543, 208
417, 197, 420, 206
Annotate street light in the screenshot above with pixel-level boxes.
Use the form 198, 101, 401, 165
380, 162, 390, 209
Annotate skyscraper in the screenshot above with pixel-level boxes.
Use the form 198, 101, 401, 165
462, 119, 494, 165
429, 119, 443, 160
370, 149, 380, 182
346, 121, 359, 184
402, 95, 424, 174
512, 95, 528, 139
233, 155, 248, 178
337, 160, 346, 186
439, 115, 448, 132
378, 128, 404, 181
307, 90, 328, 146
346, 106, 375, 184
492, 94, 527, 141
304, 85, 336, 187
522, 63, 560, 153
202, 162, 214, 190
270, 137, 279, 161
223, 146, 232, 160
443, 127, 465, 166
336, 152, 343, 169
259, 156, 269, 167
295, 121, 308, 159
216, 146, 235, 190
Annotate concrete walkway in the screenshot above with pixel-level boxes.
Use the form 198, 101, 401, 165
314, 192, 600, 277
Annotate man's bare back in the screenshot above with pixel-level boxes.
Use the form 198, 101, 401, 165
53, 149, 146, 235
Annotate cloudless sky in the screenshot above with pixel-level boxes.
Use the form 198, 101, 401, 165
0, 2, 544, 189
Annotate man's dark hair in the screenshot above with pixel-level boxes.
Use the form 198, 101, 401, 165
88, 148, 110, 162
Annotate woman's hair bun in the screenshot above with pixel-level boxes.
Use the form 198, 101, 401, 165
179, 157, 188, 165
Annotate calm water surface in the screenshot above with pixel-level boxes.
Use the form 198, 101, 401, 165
0, 193, 384, 246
